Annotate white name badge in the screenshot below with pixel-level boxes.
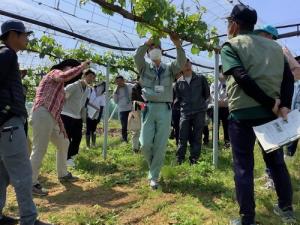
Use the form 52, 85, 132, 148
154, 85, 164, 93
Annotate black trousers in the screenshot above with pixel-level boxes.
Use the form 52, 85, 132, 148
212, 107, 230, 143
203, 126, 209, 143
61, 115, 83, 159
172, 109, 181, 145
86, 107, 103, 136
229, 118, 293, 225
119, 111, 130, 141
177, 112, 205, 163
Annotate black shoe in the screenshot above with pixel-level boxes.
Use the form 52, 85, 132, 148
224, 142, 231, 148
190, 158, 198, 165
32, 183, 49, 196
0, 215, 19, 225
59, 172, 79, 183
133, 148, 139, 153
203, 140, 209, 145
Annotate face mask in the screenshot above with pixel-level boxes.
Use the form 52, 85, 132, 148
149, 48, 162, 61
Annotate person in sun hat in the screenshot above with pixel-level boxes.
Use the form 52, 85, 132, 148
30, 59, 90, 197
221, 4, 296, 225
0, 19, 52, 225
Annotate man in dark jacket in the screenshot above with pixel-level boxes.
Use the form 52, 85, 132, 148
175, 59, 210, 164
0, 20, 50, 225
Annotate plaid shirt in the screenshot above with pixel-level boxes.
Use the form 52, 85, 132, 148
33, 65, 84, 136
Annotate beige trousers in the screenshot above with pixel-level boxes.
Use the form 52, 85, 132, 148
30, 107, 69, 185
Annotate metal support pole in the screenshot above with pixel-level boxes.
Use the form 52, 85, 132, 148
109, 104, 118, 121
102, 63, 110, 160
213, 51, 220, 167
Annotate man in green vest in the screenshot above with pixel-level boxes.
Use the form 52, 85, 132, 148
134, 34, 186, 189
221, 4, 296, 225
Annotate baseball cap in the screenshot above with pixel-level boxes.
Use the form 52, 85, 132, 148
254, 25, 279, 40
1, 20, 33, 38
227, 4, 257, 25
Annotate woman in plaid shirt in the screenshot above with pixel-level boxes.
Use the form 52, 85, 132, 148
30, 59, 90, 196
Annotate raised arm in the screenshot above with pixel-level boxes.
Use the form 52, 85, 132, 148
169, 34, 187, 77
134, 44, 148, 74
283, 47, 300, 80
50, 61, 89, 83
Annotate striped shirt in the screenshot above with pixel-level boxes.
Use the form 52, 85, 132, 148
33, 65, 84, 136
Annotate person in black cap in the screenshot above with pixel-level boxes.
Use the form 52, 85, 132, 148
221, 4, 296, 225
0, 20, 51, 225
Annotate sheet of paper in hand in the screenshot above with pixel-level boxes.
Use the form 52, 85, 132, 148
87, 103, 99, 120
253, 110, 300, 153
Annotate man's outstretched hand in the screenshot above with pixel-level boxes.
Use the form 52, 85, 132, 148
169, 33, 181, 48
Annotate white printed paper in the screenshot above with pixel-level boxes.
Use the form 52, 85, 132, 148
253, 110, 300, 153
87, 103, 99, 119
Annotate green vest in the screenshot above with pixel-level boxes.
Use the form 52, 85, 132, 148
225, 34, 284, 111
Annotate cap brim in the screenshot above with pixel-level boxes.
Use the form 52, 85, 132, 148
0, 30, 33, 38
221, 15, 232, 20
25, 31, 33, 35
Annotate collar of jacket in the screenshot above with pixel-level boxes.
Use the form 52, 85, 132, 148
149, 62, 167, 71
177, 72, 197, 82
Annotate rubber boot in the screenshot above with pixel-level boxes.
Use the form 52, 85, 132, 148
86, 135, 91, 148
92, 133, 96, 148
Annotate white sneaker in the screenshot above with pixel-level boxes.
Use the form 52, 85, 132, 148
150, 179, 158, 189
67, 159, 75, 167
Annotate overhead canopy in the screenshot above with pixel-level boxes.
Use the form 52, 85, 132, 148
0, 0, 299, 71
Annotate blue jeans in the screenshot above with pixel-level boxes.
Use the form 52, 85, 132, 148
0, 117, 37, 225
228, 118, 293, 225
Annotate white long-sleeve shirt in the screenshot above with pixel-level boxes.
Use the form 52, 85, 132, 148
210, 80, 228, 107
113, 83, 134, 112
61, 81, 90, 119
87, 88, 106, 119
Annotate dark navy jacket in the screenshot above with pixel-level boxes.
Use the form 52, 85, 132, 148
0, 45, 27, 117
175, 72, 209, 115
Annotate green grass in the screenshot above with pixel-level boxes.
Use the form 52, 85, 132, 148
4, 120, 300, 225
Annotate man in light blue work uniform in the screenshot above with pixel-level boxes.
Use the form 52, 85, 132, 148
134, 34, 186, 189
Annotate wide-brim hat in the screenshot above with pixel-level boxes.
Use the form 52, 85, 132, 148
51, 59, 80, 71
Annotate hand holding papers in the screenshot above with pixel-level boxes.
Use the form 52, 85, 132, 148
253, 110, 300, 153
